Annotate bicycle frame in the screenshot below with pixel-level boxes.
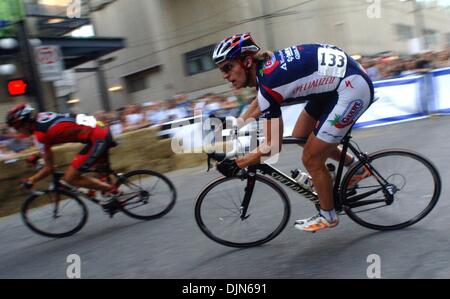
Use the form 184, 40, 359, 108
211, 120, 399, 218
237, 131, 380, 217
40, 167, 122, 206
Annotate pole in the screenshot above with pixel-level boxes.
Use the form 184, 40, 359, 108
412, 0, 426, 49
86, 0, 111, 112
16, 19, 45, 111
96, 61, 111, 112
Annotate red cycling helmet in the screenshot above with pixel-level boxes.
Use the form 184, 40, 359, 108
212, 33, 260, 64
5, 103, 36, 128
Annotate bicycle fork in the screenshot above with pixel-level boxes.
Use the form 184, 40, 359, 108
240, 169, 257, 220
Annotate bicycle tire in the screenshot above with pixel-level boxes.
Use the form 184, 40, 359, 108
340, 149, 441, 230
195, 174, 291, 248
116, 169, 176, 220
21, 189, 88, 238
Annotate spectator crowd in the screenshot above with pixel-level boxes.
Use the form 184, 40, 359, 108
359, 47, 450, 81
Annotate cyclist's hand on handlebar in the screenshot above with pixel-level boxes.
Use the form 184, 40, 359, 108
216, 159, 242, 178
19, 179, 34, 190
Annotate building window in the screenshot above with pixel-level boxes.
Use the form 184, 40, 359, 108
396, 24, 413, 41
423, 29, 438, 46
124, 66, 160, 93
184, 44, 216, 76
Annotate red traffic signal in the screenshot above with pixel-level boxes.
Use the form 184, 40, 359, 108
7, 79, 28, 96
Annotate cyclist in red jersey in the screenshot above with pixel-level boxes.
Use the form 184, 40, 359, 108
6, 103, 119, 196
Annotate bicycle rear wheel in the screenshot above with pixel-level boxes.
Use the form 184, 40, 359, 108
195, 175, 290, 248
21, 190, 88, 238
340, 149, 441, 230
116, 169, 176, 220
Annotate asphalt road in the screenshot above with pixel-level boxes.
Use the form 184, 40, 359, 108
1, 115, 449, 279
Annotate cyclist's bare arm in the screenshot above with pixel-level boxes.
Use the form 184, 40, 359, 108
28, 147, 54, 184
236, 117, 283, 168
237, 99, 260, 128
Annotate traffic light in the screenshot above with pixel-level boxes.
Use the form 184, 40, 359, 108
0, 38, 18, 49
0, 38, 19, 76
7, 78, 28, 96
0, 63, 17, 75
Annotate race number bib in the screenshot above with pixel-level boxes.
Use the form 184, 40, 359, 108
317, 47, 347, 78
76, 114, 97, 128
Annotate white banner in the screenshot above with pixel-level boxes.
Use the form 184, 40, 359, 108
432, 67, 450, 112
355, 75, 425, 127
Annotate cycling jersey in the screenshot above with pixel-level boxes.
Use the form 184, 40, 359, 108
256, 44, 374, 143
33, 112, 113, 172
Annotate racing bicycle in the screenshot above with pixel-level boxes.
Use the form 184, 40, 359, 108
21, 156, 177, 238
194, 122, 441, 248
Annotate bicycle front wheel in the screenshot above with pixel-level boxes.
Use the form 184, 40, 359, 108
21, 190, 88, 238
117, 169, 176, 220
340, 149, 441, 230
195, 175, 291, 248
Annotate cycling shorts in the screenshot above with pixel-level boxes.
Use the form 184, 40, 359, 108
71, 126, 113, 172
304, 71, 374, 144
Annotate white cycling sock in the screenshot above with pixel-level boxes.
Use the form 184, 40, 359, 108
320, 209, 338, 222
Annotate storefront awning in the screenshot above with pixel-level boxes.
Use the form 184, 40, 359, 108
39, 36, 125, 68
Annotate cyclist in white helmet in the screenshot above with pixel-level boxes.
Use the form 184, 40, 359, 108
212, 33, 374, 232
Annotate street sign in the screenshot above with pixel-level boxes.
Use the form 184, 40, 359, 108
34, 45, 64, 81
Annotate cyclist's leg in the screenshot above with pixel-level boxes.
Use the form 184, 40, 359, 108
63, 166, 111, 192
294, 135, 340, 232
295, 74, 373, 232
63, 127, 113, 192
311, 74, 372, 199
302, 135, 338, 211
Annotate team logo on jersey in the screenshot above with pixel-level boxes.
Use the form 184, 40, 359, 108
37, 112, 57, 123
263, 55, 280, 75
328, 100, 364, 128
278, 46, 301, 71
345, 80, 354, 89
278, 50, 286, 71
